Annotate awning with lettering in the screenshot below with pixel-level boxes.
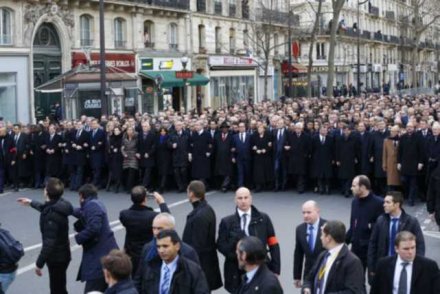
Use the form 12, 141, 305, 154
139, 70, 210, 88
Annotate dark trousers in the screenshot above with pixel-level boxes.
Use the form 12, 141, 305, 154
174, 167, 187, 191
274, 160, 287, 190
72, 165, 84, 190
142, 167, 153, 188
317, 178, 330, 194
403, 175, 418, 203
237, 159, 251, 187
292, 174, 306, 192
47, 262, 69, 294
158, 173, 167, 190
124, 168, 138, 192
92, 166, 102, 188
374, 177, 387, 197
352, 245, 368, 273
34, 170, 44, 188
84, 277, 107, 294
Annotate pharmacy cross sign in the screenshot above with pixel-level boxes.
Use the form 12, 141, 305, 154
175, 71, 194, 79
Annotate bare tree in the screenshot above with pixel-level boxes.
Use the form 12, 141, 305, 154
326, 0, 345, 97
407, 0, 440, 87
305, 0, 323, 98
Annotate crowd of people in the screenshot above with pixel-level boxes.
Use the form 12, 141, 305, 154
1, 94, 440, 293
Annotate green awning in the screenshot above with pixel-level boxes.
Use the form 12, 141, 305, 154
139, 70, 209, 88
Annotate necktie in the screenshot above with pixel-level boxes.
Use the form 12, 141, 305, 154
314, 252, 331, 294
242, 214, 248, 235
308, 225, 315, 251
14, 135, 18, 144
222, 133, 226, 141
161, 266, 170, 294
321, 136, 325, 144
389, 218, 399, 255
76, 130, 81, 139
398, 262, 409, 294
50, 135, 54, 142
241, 133, 244, 143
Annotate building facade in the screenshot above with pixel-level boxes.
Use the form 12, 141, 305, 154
0, 0, 293, 123
291, 0, 440, 94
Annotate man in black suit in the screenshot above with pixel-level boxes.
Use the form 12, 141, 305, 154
0, 127, 8, 193
189, 121, 213, 188
213, 122, 234, 192
169, 121, 190, 192
71, 121, 90, 190
371, 231, 440, 294
398, 122, 424, 206
272, 119, 288, 191
232, 122, 252, 188
294, 201, 326, 288
136, 121, 156, 190
45, 124, 62, 179
302, 220, 364, 294
310, 125, 334, 194
89, 119, 106, 188
235, 236, 283, 294
217, 187, 281, 293
11, 124, 31, 191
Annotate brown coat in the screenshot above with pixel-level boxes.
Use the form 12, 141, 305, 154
382, 138, 401, 186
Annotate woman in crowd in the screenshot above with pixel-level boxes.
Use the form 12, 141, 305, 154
107, 126, 124, 193
121, 126, 138, 193
251, 124, 273, 192
155, 127, 172, 193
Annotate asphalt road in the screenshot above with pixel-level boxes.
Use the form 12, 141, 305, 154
1, 188, 439, 294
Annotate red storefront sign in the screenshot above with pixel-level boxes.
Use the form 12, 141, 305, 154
72, 52, 136, 73
175, 71, 194, 79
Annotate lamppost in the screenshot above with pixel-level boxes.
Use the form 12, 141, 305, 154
99, 0, 107, 115
356, 0, 368, 95
288, 9, 293, 98
180, 56, 189, 111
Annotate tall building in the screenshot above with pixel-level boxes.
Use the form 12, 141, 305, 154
0, 0, 293, 122
291, 0, 440, 94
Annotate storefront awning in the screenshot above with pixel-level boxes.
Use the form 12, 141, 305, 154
139, 70, 209, 88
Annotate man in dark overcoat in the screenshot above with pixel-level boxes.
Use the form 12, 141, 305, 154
136, 121, 156, 190
310, 126, 334, 194
189, 121, 213, 187
213, 122, 234, 192
11, 124, 31, 191
71, 121, 90, 191
356, 122, 373, 177
31, 125, 48, 188
168, 121, 190, 192
370, 119, 389, 196
232, 122, 252, 188
182, 180, 223, 291
45, 124, 62, 179
285, 122, 311, 193
89, 119, 106, 188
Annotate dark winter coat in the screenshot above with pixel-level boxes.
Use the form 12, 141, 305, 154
108, 134, 123, 180
310, 134, 334, 179
31, 132, 48, 173
72, 129, 90, 167
74, 197, 119, 281
182, 200, 223, 290
89, 128, 106, 169
104, 279, 138, 294
398, 132, 424, 176
45, 133, 63, 177
156, 135, 172, 176
189, 131, 212, 179
213, 132, 234, 177
137, 132, 156, 168
285, 132, 311, 176
367, 210, 425, 272
236, 264, 283, 294
335, 133, 360, 179
371, 130, 389, 178
169, 131, 190, 168
250, 132, 273, 185
217, 205, 280, 293
356, 131, 373, 175
13, 132, 31, 178
31, 198, 73, 268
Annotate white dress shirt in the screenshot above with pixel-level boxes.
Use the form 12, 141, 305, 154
393, 256, 413, 294
237, 208, 251, 236
160, 255, 180, 293
322, 244, 344, 292
245, 266, 259, 284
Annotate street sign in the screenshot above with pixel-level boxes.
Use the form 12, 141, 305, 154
175, 71, 194, 79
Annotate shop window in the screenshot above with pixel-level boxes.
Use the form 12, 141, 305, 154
80, 14, 94, 47
114, 18, 127, 49
0, 73, 17, 122
316, 42, 326, 60
0, 8, 12, 45
144, 21, 154, 48
168, 23, 178, 50
198, 25, 206, 53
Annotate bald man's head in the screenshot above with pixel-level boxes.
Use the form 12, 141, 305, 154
302, 200, 320, 224
235, 187, 252, 212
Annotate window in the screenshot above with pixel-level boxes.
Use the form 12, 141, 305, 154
169, 23, 178, 49
215, 27, 221, 53
0, 73, 16, 122
243, 29, 249, 48
198, 25, 206, 52
229, 28, 235, 54
114, 18, 126, 48
274, 34, 279, 54
144, 21, 154, 48
229, 0, 236, 17
0, 8, 12, 45
80, 14, 93, 47
316, 42, 326, 59
214, 0, 222, 14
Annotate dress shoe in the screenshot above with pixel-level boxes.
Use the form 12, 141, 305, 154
221, 187, 227, 193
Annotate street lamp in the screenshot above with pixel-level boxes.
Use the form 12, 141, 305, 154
288, 9, 293, 98
356, 0, 368, 96
181, 56, 189, 111
99, 0, 107, 115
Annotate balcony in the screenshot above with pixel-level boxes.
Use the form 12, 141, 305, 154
361, 30, 371, 40
342, 27, 358, 38
373, 32, 383, 42
242, 5, 249, 19
197, 0, 206, 12
390, 35, 399, 44
169, 43, 178, 50
214, 2, 222, 14
382, 35, 389, 42
144, 41, 155, 48
114, 40, 126, 49
229, 4, 236, 17
80, 39, 94, 47
129, 0, 190, 10
230, 48, 235, 54
316, 55, 326, 60
385, 11, 395, 21
368, 5, 379, 17
257, 8, 296, 25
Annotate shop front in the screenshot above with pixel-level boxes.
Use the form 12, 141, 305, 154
138, 57, 209, 113
207, 56, 258, 109
281, 61, 307, 97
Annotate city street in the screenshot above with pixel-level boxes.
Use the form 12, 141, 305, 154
1, 188, 440, 294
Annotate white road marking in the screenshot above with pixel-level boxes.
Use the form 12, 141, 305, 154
424, 218, 432, 224
17, 191, 216, 276
423, 230, 440, 239
0, 188, 30, 198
